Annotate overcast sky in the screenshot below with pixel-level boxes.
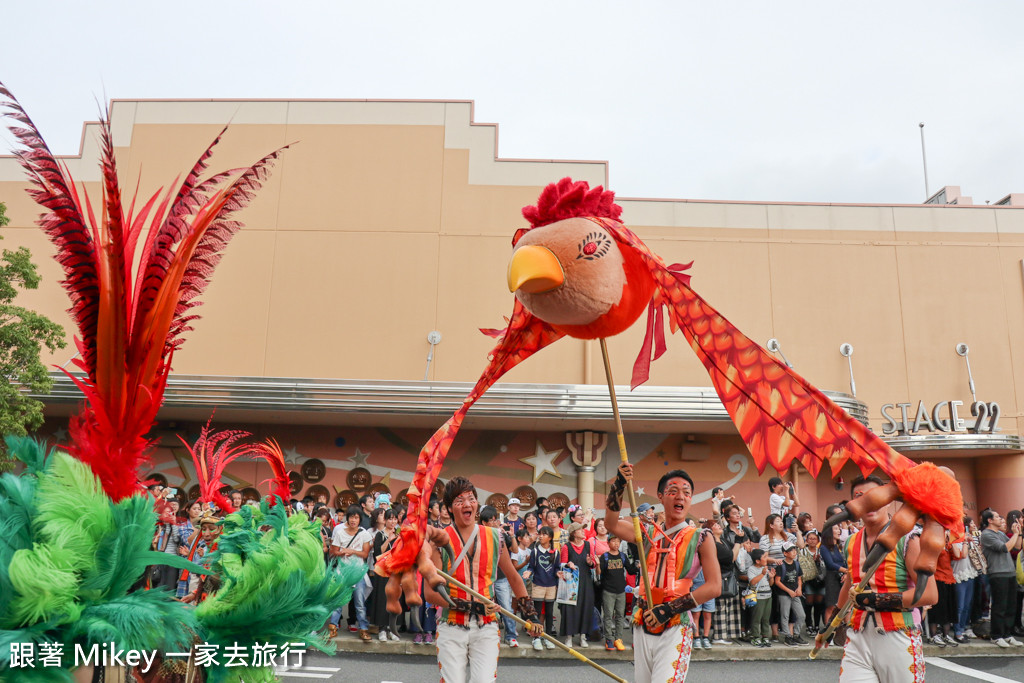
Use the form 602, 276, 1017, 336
2, 1, 1020, 205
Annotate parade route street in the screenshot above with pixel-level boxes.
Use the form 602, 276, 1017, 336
280, 651, 1024, 683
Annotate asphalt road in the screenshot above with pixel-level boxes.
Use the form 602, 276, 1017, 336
278, 652, 1024, 683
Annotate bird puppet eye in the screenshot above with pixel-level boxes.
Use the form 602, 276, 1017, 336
576, 232, 612, 260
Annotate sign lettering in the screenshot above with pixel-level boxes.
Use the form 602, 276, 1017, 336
880, 400, 999, 436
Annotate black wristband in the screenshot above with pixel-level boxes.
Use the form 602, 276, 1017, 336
606, 471, 627, 512
649, 592, 697, 625
450, 597, 472, 612
855, 591, 904, 612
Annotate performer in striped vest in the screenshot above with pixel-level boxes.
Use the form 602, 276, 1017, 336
605, 465, 722, 683
838, 475, 936, 683
429, 477, 541, 683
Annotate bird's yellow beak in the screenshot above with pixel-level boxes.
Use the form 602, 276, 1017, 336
507, 245, 564, 294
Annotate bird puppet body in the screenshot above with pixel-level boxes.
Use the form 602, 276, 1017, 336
376, 177, 964, 611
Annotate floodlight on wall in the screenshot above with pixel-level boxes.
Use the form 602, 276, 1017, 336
423, 331, 442, 381
839, 343, 856, 398
956, 343, 977, 403
765, 338, 793, 369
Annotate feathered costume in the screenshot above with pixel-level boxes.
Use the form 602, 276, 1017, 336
0, 82, 287, 503
192, 497, 363, 683
0, 84, 361, 681
376, 178, 962, 610
0, 437, 199, 683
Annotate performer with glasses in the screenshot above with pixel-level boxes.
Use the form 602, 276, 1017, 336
605, 464, 722, 683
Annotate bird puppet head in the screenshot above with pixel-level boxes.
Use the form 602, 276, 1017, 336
507, 178, 657, 340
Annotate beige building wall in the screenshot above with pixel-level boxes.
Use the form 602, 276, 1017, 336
2, 98, 1023, 513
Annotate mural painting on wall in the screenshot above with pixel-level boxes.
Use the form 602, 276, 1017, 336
512, 485, 537, 508
306, 484, 330, 505
485, 493, 509, 513
335, 489, 358, 510
58, 422, 981, 520
301, 458, 327, 483
347, 467, 372, 491
112, 425, 590, 511
367, 482, 390, 501
396, 488, 411, 506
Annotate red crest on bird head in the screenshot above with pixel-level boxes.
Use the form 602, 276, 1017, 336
513, 177, 622, 246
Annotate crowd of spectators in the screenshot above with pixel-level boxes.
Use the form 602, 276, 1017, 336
145, 480, 1024, 651
706, 480, 1024, 650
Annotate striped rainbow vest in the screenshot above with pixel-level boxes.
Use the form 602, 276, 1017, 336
632, 524, 705, 628
440, 524, 502, 627
845, 528, 921, 632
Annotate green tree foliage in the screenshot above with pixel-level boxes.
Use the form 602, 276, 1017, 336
0, 201, 67, 469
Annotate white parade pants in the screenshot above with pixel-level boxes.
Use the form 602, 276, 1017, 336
840, 626, 924, 683
437, 621, 500, 683
632, 620, 694, 683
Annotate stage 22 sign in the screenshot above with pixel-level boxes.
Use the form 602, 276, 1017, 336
880, 400, 1000, 436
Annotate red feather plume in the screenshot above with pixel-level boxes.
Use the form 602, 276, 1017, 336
255, 439, 292, 507
0, 83, 288, 501
180, 421, 258, 514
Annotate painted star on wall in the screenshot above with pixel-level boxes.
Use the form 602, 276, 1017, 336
171, 449, 195, 490
519, 440, 564, 483
347, 447, 371, 468
636, 487, 646, 496
283, 447, 303, 464
52, 427, 68, 443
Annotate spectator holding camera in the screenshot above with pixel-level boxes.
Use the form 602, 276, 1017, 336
768, 477, 798, 518
722, 503, 760, 546
980, 508, 1023, 647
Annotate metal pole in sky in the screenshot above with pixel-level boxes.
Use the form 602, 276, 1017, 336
919, 122, 930, 200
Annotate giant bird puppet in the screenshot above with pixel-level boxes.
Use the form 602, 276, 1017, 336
375, 177, 964, 626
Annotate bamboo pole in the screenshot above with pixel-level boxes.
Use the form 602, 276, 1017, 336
435, 569, 627, 683
598, 338, 654, 610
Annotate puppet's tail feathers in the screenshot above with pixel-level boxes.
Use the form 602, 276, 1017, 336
892, 462, 964, 534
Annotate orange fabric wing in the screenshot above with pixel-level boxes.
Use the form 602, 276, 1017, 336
375, 300, 565, 576
603, 219, 915, 480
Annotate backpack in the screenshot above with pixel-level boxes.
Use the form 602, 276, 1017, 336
797, 547, 820, 582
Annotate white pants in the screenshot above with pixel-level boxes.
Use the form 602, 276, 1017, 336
840, 626, 924, 683
437, 621, 500, 683
632, 620, 694, 683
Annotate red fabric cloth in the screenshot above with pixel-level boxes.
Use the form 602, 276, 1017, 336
935, 546, 954, 584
